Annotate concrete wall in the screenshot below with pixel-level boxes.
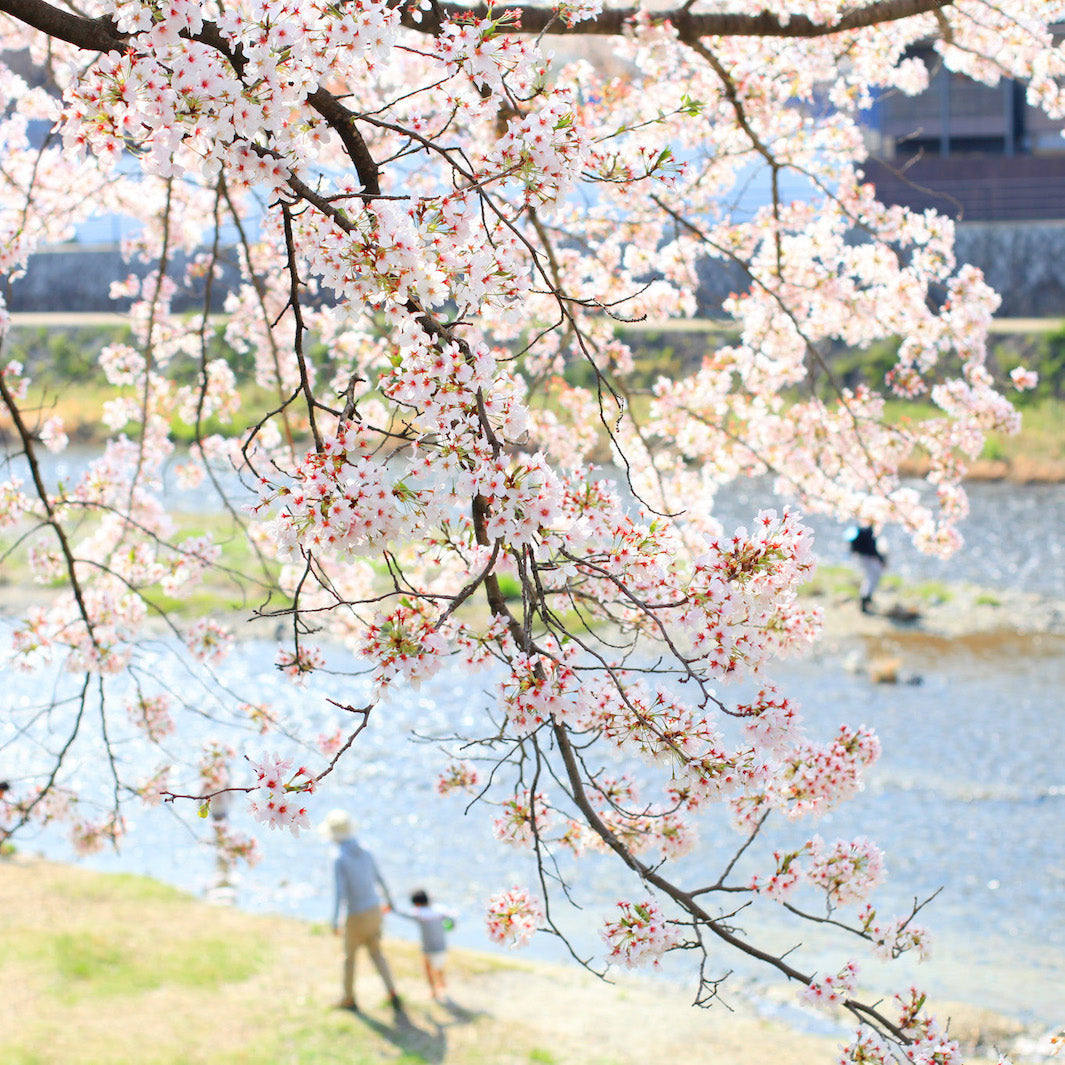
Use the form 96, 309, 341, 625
9, 224, 1065, 321
7, 244, 236, 314
954, 220, 1065, 318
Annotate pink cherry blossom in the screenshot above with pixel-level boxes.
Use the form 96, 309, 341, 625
1010, 366, 1039, 391
801, 960, 859, 1012
246, 752, 316, 835
0, 0, 1054, 1054
437, 761, 481, 796
601, 897, 681, 969
485, 886, 543, 948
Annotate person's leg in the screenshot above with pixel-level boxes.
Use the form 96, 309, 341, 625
340, 913, 359, 1007
860, 557, 883, 611
422, 954, 436, 996
425, 951, 446, 998
362, 909, 401, 1006
342, 909, 385, 1007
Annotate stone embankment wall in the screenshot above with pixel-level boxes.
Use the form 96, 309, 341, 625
8, 220, 1065, 318
954, 221, 1065, 318
7, 244, 237, 315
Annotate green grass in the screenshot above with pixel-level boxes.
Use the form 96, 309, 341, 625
802, 565, 982, 608
798, 563, 859, 599
881, 575, 953, 604
3, 861, 458, 1065
48, 930, 262, 999
987, 397, 1065, 463
1, 861, 541, 1065
5, 872, 263, 1003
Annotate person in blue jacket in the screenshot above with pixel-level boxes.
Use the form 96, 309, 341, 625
322, 809, 402, 1014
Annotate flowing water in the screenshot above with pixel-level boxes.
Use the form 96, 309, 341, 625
3, 627, 1063, 1028
10, 448, 1065, 596
2, 452, 1063, 1028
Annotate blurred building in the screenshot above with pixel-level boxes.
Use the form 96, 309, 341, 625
860, 42, 1065, 316
862, 43, 1065, 222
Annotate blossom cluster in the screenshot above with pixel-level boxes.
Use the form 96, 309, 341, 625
600, 897, 681, 969
261, 425, 426, 562
485, 886, 543, 948
748, 835, 887, 909
126, 693, 176, 742
858, 905, 933, 962
893, 986, 963, 1065
801, 960, 859, 1012
436, 761, 481, 796
805, 835, 887, 907
275, 643, 326, 683
492, 790, 552, 848
246, 752, 316, 835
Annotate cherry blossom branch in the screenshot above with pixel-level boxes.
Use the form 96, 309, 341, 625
683, 38, 785, 278
218, 178, 299, 459
695, 811, 771, 893
279, 202, 323, 453
782, 886, 943, 945
0, 0, 127, 51
314, 701, 373, 783
0, 356, 107, 662
0, 676, 91, 842
550, 721, 910, 1043
124, 178, 173, 515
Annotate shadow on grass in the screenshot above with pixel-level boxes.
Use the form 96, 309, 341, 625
353, 998, 486, 1064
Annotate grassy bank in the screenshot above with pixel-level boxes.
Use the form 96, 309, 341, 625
2, 858, 844, 1065
4, 318, 1065, 480
0, 858, 1039, 1065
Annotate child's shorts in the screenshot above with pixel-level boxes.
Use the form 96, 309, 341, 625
425, 951, 447, 970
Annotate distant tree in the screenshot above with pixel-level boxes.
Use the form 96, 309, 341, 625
0, 0, 1052, 1059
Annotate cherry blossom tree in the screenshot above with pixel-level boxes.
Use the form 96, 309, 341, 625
0, 0, 1057, 1059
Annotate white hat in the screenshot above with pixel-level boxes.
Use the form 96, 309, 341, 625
320, 809, 356, 842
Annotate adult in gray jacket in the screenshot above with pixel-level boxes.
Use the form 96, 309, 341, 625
322, 809, 402, 1013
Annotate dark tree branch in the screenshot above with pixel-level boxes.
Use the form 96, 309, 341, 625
395, 0, 955, 39
0, 0, 126, 51
0, 0, 956, 55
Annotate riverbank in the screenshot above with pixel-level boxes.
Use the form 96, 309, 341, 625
815, 580, 1065, 643
3, 558, 1063, 643
3, 312, 1065, 481
2, 857, 1055, 1065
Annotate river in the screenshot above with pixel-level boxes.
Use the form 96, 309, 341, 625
2, 456, 1063, 1031
10, 448, 1065, 598
2, 623, 1063, 1030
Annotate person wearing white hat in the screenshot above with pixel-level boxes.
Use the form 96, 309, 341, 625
321, 809, 402, 1013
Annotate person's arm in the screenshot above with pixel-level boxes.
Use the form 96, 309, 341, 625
371, 855, 394, 909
